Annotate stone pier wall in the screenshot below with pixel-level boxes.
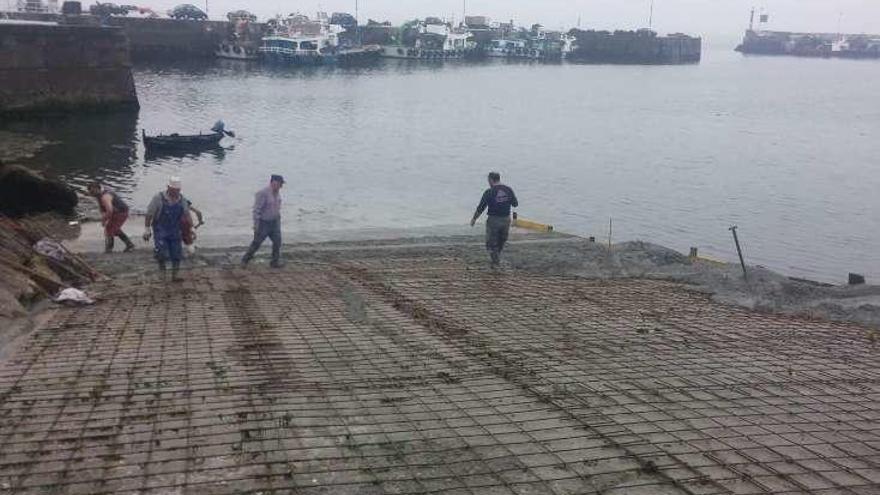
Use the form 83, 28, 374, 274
106, 17, 231, 60
0, 22, 139, 114
568, 30, 702, 64
4, 13, 265, 60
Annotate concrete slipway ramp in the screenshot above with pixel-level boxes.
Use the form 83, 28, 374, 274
0, 232, 877, 494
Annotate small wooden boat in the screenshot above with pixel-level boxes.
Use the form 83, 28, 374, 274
142, 121, 234, 152
142, 130, 224, 151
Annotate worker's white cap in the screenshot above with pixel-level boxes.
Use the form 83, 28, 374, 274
168, 176, 182, 189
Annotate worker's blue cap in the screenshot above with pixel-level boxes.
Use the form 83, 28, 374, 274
270, 174, 285, 184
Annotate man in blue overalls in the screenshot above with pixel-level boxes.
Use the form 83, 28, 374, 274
143, 177, 191, 282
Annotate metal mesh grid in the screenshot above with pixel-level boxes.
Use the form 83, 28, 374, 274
0, 255, 877, 494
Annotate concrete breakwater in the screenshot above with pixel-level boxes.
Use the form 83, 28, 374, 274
0, 20, 138, 114
5, 12, 703, 65
567, 29, 701, 64
6, 12, 264, 60
107, 17, 256, 60
736, 29, 880, 58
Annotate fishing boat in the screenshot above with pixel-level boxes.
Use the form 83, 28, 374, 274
142, 121, 234, 152
259, 34, 337, 65
488, 37, 565, 60
487, 39, 528, 57
259, 12, 380, 66
379, 18, 477, 59
216, 12, 260, 60
216, 42, 259, 60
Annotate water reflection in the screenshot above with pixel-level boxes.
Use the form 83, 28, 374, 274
2, 111, 139, 194
2, 56, 878, 282
144, 145, 229, 164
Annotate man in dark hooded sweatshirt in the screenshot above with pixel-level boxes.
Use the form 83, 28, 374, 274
470, 172, 518, 269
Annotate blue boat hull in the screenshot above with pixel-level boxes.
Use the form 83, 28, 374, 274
261, 52, 336, 65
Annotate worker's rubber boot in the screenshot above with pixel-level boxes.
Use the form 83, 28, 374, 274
104, 237, 114, 254
171, 262, 183, 283
119, 233, 135, 253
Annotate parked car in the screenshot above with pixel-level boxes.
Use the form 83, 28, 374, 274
169, 4, 207, 20
226, 9, 256, 23
329, 12, 357, 29
89, 2, 134, 17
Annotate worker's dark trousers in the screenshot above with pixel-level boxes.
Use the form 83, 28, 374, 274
485, 215, 511, 267
242, 219, 282, 266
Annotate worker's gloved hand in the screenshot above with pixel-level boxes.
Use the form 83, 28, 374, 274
143, 229, 152, 242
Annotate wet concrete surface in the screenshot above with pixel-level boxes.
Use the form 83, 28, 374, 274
0, 240, 878, 494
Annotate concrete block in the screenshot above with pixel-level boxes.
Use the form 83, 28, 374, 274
0, 22, 137, 114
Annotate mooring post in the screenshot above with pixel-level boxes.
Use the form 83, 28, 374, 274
608, 217, 612, 249
729, 225, 748, 281
849, 273, 866, 285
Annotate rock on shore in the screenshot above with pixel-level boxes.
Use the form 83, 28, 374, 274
0, 161, 77, 216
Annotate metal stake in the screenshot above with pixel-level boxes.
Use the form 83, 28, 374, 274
729, 225, 748, 281
608, 217, 613, 249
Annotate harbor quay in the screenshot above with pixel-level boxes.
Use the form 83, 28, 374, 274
736, 29, 880, 59
0, 20, 138, 115
0, 233, 877, 494
2, 9, 702, 65
734, 8, 880, 59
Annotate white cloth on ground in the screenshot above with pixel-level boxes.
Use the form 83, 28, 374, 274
54, 288, 94, 305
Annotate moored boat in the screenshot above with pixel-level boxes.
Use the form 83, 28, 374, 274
216, 11, 261, 60
487, 39, 529, 58
488, 35, 566, 60
260, 34, 336, 65
378, 18, 477, 60
142, 131, 224, 151
142, 121, 233, 152
259, 11, 380, 66
216, 42, 259, 60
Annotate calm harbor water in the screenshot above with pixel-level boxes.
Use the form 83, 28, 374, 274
4, 48, 879, 283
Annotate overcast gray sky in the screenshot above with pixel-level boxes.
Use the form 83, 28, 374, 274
171, 0, 880, 36
11, 0, 875, 38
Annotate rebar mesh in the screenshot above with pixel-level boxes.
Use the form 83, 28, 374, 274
0, 256, 877, 494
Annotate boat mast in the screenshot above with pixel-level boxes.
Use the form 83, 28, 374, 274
748, 7, 754, 31
648, 0, 654, 29
355, 0, 360, 45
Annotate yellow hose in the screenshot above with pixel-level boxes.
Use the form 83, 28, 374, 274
512, 216, 554, 232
